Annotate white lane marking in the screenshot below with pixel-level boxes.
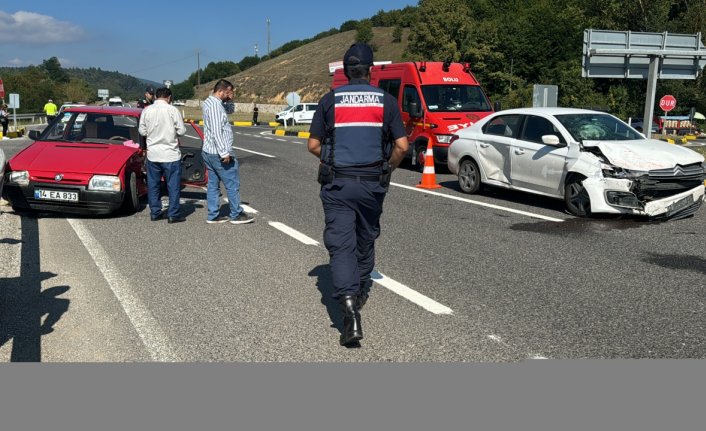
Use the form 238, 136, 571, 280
390, 182, 565, 222
487, 334, 503, 343
371, 271, 453, 315
263, 137, 274, 140
232, 146, 276, 158
531, 355, 549, 360
276, 139, 287, 142
240, 203, 258, 214
268, 221, 320, 246
66, 219, 180, 362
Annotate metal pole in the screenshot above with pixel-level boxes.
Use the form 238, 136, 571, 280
197, 50, 201, 86
12, 107, 17, 132
643, 56, 660, 139
267, 19, 271, 56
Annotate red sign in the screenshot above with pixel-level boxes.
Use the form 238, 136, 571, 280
0, 78, 5, 99
659, 95, 676, 112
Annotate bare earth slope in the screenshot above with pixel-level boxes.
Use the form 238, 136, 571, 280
194, 28, 409, 104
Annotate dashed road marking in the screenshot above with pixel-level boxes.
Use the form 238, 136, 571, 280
371, 271, 453, 315
268, 221, 320, 246
232, 146, 276, 158
390, 182, 565, 222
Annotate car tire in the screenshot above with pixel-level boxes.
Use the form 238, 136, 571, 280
121, 171, 139, 214
415, 143, 428, 173
458, 158, 481, 194
564, 174, 591, 217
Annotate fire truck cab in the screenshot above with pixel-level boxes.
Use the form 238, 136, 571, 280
332, 61, 496, 168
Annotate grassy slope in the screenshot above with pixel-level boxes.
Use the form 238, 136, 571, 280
194, 28, 409, 104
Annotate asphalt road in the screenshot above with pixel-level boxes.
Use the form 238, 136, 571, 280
1, 126, 705, 361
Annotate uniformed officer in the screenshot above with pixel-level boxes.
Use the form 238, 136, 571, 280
308, 43, 409, 346
137, 86, 155, 108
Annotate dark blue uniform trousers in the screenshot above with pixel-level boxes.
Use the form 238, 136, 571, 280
320, 179, 386, 300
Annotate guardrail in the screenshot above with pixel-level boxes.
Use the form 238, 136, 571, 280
10, 113, 46, 124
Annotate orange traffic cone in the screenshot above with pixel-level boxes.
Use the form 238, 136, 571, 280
416, 141, 442, 189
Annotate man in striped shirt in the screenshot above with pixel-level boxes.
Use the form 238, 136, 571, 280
201, 79, 253, 224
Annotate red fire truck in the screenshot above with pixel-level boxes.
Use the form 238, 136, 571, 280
332, 61, 497, 169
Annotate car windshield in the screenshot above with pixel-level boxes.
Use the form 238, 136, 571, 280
555, 113, 643, 142
41, 111, 141, 145
421, 85, 491, 112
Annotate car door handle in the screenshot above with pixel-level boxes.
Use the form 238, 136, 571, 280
514, 148, 525, 155
480, 143, 491, 148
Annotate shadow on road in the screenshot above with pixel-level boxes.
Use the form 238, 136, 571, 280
309, 264, 342, 331
0, 215, 70, 361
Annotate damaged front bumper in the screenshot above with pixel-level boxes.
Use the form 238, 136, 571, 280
583, 176, 705, 219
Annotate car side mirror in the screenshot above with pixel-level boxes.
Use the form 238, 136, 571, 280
493, 101, 502, 112
28, 130, 41, 141
409, 102, 423, 118
541, 135, 565, 147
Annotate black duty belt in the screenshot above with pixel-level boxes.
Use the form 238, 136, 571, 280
334, 173, 380, 182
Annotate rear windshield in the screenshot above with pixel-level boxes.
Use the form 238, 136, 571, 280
421, 85, 491, 112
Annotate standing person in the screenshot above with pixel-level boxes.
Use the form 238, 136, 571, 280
137, 86, 155, 108
0, 104, 9, 137
252, 103, 259, 125
43, 99, 58, 123
138, 87, 187, 223
201, 79, 254, 225
307, 43, 409, 346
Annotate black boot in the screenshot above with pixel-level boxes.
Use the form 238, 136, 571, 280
357, 280, 371, 310
339, 295, 363, 346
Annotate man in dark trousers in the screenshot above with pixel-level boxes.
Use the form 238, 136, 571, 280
252, 103, 259, 125
307, 43, 409, 346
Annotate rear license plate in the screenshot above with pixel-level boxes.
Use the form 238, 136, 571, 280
667, 194, 694, 215
34, 189, 79, 202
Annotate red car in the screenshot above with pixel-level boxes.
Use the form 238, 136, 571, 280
2, 105, 207, 215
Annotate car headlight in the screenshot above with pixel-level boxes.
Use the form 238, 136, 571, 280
435, 134, 454, 144
88, 175, 121, 191
9, 170, 29, 185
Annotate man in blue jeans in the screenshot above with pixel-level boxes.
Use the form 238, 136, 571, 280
138, 87, 187, 223
201, 79, 254, 224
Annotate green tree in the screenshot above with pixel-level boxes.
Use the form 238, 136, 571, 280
406, 0, 472, 61
41, 57, 70, 84
393, 26, 404, 43
356, 20, 374, 44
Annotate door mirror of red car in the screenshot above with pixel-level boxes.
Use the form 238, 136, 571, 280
28, 130, 41, 141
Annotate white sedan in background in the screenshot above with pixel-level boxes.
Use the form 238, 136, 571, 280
447, 108, 706, 219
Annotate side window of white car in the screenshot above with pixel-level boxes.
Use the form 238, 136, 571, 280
521, 116, 565, 144
483, 115, 521, 137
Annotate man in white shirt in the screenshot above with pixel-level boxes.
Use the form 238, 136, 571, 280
138, 87, 187, 223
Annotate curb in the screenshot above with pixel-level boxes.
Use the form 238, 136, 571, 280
268, 122, 280, 127
233, 121, 253, 126
2, 128, 25, 138
272, 129, 310, 138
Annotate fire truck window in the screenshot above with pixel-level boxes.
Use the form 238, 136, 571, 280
402, 86, 421, 113
379, 79, 401, 100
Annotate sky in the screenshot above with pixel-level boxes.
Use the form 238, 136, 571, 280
0, 0, 418, 84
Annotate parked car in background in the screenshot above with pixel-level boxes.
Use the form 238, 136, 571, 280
628, 117, 659, 134
0, 148, 6, 201
58, 103, 86, 116
2, 106, 208, 215
172, 100, 186, 106
447, 107, 705, 219
275, 106, 294, 124
275, 103, 318, 125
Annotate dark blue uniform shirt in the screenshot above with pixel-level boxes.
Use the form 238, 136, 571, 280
310, 78, 406, 176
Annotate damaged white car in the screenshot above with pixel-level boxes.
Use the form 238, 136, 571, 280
447, 108, 706, 219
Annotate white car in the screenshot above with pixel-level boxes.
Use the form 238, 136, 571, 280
447, 108, 706, 219
276, 103, 318, 125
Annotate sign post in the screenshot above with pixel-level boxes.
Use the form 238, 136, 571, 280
284, 92, 300, 129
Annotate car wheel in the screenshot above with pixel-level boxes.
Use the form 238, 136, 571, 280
415, 143, 428, 173
458, 158, 481, 194
564, 175, 591, 217
121, 171, 139, 214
